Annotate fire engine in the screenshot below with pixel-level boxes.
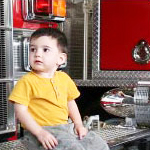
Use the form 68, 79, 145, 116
0, 0, 150, 149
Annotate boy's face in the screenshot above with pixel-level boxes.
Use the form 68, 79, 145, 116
29, 36, 66, 75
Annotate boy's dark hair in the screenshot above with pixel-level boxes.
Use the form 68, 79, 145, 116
30, 28, 68, 53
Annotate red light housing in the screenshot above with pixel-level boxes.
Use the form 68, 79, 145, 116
22, 0, 66, 22
34, 0, 52, 16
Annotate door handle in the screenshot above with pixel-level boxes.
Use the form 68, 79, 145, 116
22, 37, 31, 71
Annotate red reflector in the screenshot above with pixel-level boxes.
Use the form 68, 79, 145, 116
34, 0, 52, 15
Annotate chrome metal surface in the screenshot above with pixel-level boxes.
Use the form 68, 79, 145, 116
0, 140, 28, 150
134, 84, 150, 127
132, 40, 150, 64
0, 1, 4, 26
13, 30, 33, 78
23, 37, 31, 72
0, 0, 13, 79
100, 88, 135, 118
0, 81, 15, 134
74, 79, 138, 87
94, 124, 150, 148
0, 26, 12, 30
0, 0, 15, 135
64, 0, 93, 80
100, 84, 150, 128
83, 0, 89, 80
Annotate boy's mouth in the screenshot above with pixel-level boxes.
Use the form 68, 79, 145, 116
35, 60, 42, 64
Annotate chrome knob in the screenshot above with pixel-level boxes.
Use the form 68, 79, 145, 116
132, 40, 150, 64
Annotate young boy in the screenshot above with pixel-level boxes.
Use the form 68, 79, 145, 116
9, 28, 109, 150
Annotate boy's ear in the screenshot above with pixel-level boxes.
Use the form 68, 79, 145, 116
58, 53, 67, 66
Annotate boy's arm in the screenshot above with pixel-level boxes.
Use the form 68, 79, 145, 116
14, 103, 58, 149
68, 100, 88, 139
15, 103, 42, 135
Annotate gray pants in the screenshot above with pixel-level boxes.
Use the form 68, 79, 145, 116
21, 124, 110, 150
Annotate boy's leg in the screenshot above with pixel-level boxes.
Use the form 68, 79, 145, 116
50, 125, 110, 150
79, 131, 110, 150
44, 125, 85, 150
20, 125, 109, 150
21, 124, 85, 150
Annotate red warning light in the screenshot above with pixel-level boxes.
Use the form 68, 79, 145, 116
22, 0, 66, 22
34, 0, 52, 15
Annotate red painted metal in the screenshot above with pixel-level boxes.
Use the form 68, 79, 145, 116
100, 0, 150, 70
13, 0, 58, 29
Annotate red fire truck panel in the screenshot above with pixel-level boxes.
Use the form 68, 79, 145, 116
100, 0, 150, 70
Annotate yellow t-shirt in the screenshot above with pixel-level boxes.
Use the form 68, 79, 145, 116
9, 71, 80, 127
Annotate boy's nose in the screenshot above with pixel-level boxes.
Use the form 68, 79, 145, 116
35, 50, 42, 57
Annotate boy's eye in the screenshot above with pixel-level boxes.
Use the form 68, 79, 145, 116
30, 47, 36, 52
43, 48, 49, 52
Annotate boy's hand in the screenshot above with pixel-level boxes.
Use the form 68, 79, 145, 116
74, 124, 88, 140
36, 128, 58, 150
14, 103, 57, 149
